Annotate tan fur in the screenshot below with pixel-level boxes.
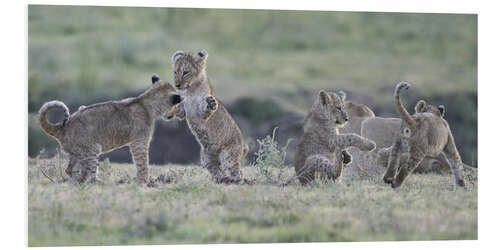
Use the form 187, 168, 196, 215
337, 91, 376, 174
288, 90, 376, 185
361, 100, 449, 173
38, 76, 182, 184
381, 82, 465, 188
171, 50, 248, 184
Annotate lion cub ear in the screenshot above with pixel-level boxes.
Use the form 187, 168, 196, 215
195, 49, 208, 63
414, 100, 427, 113
171, 50, 185, 64
318, 90, 331, 106
438, 105, 445, 117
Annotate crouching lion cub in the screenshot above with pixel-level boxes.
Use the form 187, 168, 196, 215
38, 75, 182, 184
170, 50, 248, 184
287, 90, 376, 185
382, 82, 466, 188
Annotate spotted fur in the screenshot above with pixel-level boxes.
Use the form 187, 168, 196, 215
288, 90, 376, 185
38, 76, 182, 184
171, 50, 248, 184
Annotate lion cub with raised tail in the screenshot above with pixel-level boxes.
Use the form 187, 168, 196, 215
170, 50, 248, 184
382, 82, 466, 188
290, 90, 376, 185
38, 75, 182, 184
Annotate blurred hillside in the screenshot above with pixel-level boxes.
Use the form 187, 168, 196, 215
28, 6, 477, 165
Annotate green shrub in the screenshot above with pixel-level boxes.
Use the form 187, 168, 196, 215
253, 127, 292, 184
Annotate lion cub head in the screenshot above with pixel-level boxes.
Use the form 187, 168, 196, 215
414, 100, 445, 117
312, 90, 349, 127
171, 50, 208, 90
148, 73, 183, 120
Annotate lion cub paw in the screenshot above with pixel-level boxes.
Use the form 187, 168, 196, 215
361, 140, 376, 152
206, 96, 217, 111
342, 150, 352, 165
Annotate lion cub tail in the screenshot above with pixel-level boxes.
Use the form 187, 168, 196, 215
38, 100, 70, 139
394, 82, 416, 126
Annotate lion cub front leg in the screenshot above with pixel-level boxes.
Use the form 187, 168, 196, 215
130, 140, 150, 184
200, 95, 218, 120
333, 134, 376, 152
330, 147, 348, 180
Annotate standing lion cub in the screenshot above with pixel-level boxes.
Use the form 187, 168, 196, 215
289, 90, 376, 185
38, 75, 182, 184
382, 82, 466, 188
170, 50, 248, 184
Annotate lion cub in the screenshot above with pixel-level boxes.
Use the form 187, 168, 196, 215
38, 75, 182, 184
382, 82, 466, 188
364, 101, 447, 173
290, 90, 376, 185
170, 50, 248, 184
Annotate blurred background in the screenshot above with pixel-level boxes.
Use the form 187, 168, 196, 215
28, 5, 477, 166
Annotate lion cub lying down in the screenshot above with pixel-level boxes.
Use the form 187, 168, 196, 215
287, 90, 376, 185
382, 82, 466, 188
38, 75, 182, 184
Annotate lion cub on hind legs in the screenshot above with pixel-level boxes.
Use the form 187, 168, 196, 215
38, 75, 182, 185
382, 82, 466, 188
287, 90, 376, 185
170, 50, 248, 184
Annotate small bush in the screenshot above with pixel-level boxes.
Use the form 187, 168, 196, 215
253, 127, 292, 184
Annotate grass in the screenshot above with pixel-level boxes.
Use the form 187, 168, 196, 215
28, 155, 477, 246
27, 7, 478, 245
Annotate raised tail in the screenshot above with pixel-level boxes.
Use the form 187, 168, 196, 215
38, 100, 70, 139
394, 82, 415, 126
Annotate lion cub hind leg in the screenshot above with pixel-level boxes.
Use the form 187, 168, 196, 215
303, 154, 342, 183
201, 151, 226, 183
65, 155, 79, 177
383, 139, 403, 184
130, 141, 150, 184
391, 150, 425, 189
78, 156, 100, 184
441, 139, 466, 187
76, 145, 102, 184
377, 147, 392, 170
219, 149, 243, 184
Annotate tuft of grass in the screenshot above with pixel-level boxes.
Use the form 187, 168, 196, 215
253, 127, 293, 184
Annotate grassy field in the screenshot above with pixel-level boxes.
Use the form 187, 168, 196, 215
28, 155, 477, 246
27, 6, 478, 246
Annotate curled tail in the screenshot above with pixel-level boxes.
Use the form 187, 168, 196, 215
38, 100, 70, 139
394, 82, 415, 126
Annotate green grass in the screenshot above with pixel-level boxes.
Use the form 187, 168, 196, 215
28, 156, 477, 246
